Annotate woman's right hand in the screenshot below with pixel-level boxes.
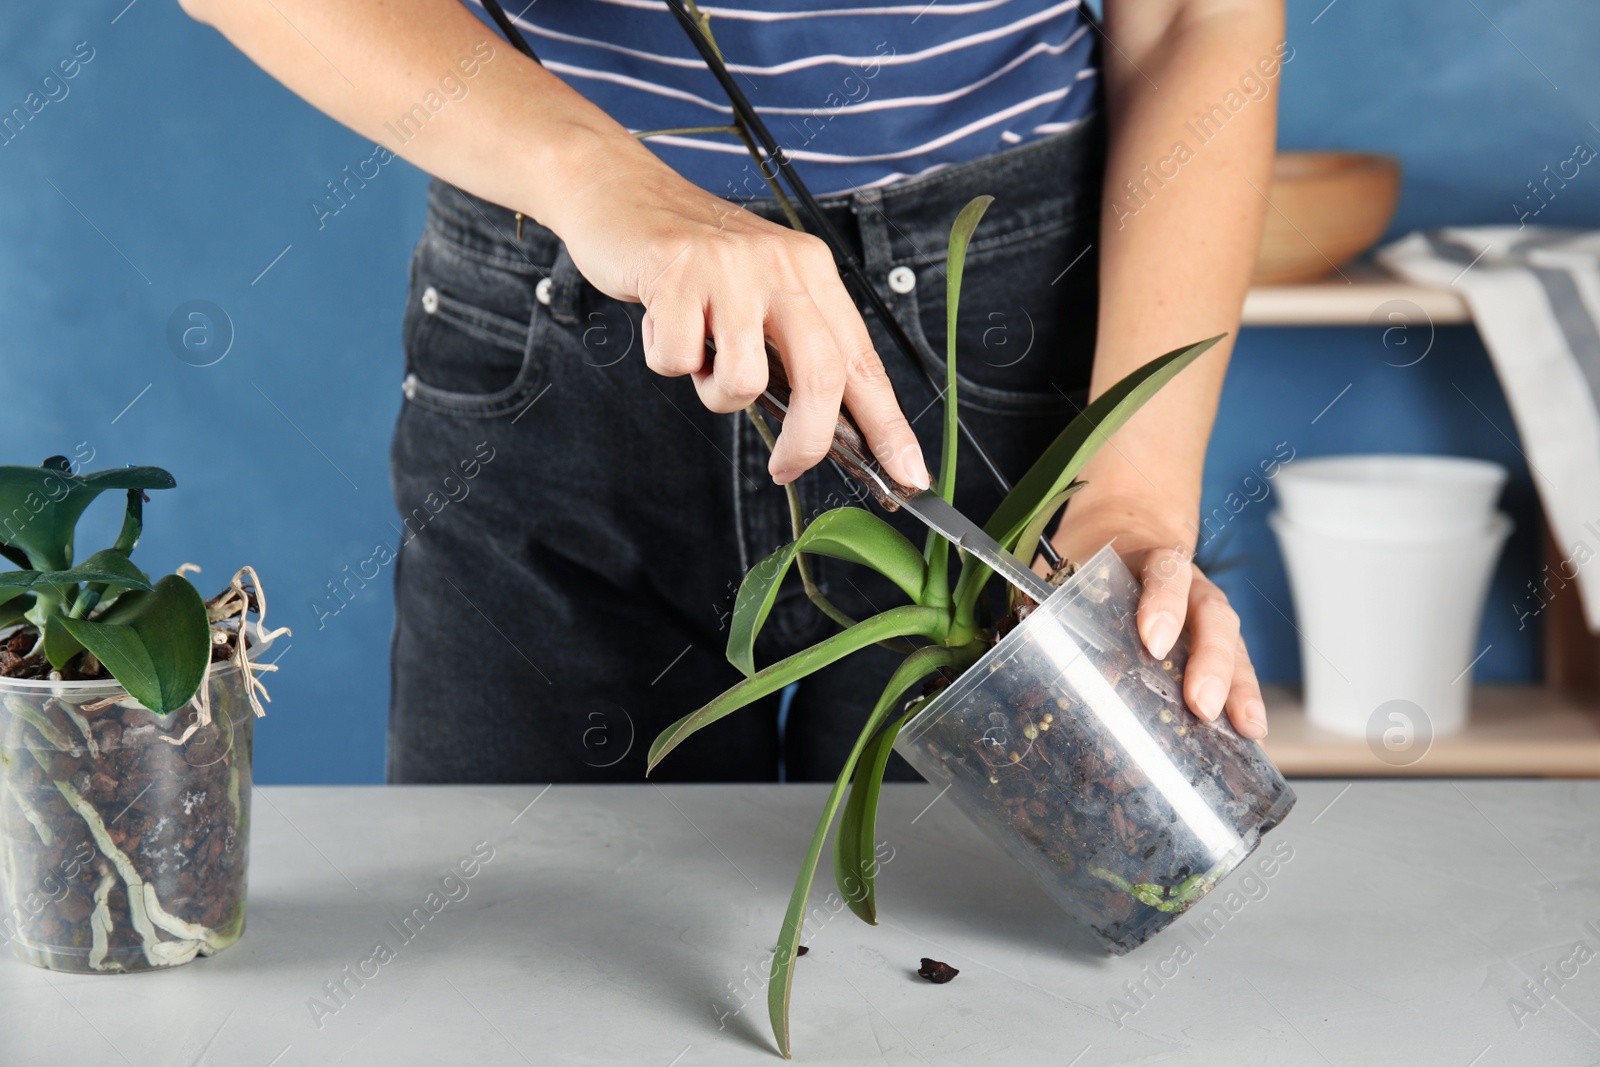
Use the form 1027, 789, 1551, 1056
546, 150, 931, 491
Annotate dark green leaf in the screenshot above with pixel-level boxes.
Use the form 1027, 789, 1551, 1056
58, 574, 210, 714
0, 593, 33, 629
0, 550, 152, 592
0, 465, 174, 571
768, 645, 956, 1058
938, 195, 993, 507
110, 489, 145, 556
43, 614, 84, 670
1012, 483, 1084, 568
79, 467, 178, 493
984, 336, 1222, 549
649, 605, 943, 773
834, 688, 940, 926
726, 507, 927, 676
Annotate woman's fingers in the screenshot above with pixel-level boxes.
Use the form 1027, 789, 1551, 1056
1181, 571, 1241, 724
762, 286, 849, 484
1136, 546, 1191, 661
641, 296, 707, 380
802, 262, 930, 490
1132, 546, 1264, 736
694, 296, 769, 415
1225, 636, 1268, 739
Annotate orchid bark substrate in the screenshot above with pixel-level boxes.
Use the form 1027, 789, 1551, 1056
0, 662, 257, 972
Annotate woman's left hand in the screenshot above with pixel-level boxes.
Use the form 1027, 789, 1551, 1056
1045, 497, 1269, 740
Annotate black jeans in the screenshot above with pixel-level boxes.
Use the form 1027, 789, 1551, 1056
388, 116, 1106, 784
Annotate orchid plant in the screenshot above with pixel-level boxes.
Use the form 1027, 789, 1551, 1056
644, 197, 1221, 1056
0, 460, 215, 714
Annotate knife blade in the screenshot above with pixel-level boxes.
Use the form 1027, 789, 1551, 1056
891, 488, 1057, 604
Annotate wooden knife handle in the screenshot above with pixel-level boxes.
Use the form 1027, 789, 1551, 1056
752, 344, 916, 511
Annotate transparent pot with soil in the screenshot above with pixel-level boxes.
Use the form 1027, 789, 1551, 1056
896, 544, 1295, 953
0, 655, 261, 973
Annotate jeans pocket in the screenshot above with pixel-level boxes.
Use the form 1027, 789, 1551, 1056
901, 220, 1098, 416
402, 228, 550, 418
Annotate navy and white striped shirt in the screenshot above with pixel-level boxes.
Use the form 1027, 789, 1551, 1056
471, 0, 1099, 196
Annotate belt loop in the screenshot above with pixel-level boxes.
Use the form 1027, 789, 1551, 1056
851, 187, 893, 277
548, 243, 584, 326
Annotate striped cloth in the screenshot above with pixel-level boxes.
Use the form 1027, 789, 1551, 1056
468, 0, 1099, 195
1380, 227, 1600, 631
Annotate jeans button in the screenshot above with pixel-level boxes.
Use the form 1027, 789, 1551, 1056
535, 277, 553, 306
421, 286, 439, 314
887, 265, 916, 294
402, 373, 418, 399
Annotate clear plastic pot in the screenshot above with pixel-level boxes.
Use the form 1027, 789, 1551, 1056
896, 544, 1295, 953
0, 659, 257, 973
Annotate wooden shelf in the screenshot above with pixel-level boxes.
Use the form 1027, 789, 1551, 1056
1241, 262, 1471, 326
1235, 278, 1600, 778
1257, 684, 1600, 777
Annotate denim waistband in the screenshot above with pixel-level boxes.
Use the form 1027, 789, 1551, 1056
423, 111, 1104, 279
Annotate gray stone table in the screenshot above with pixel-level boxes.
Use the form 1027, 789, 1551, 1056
4, 782, 1600, 1066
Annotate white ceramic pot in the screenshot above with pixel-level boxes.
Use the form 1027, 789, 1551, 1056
1275, 455, 1507, 541
1269, 511, 1512, 739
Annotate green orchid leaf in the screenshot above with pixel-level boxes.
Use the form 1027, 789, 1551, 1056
110, 488, 145, 556
0, 582, 29, 606
726, 507, 928, 676
834, 689, 937, 927
78, 467, 178, 493
833, 713, 904, 925
649, 604, 944, 773
983, 336, 1221, 551
834, 638, 983, 926
920, 196, 994, 611
1012, 482, 1084, 569
0, 550, 152, 592
43, 614, 85, 670
70, 493, 148, 622
57, 574, 210, 714
0, 464, 175, 571
768, 645, 957, 1058
0, 592, 34, 629
939, 195, 992, 508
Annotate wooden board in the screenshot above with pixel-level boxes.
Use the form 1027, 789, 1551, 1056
1241, 262, 1470, 326
1257, 683, 1600, 777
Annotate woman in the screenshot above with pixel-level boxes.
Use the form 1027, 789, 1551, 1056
182, 0, 1282, 782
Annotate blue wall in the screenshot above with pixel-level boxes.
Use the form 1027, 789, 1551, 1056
0, 5, 427, 784
1, 2, 1594, 782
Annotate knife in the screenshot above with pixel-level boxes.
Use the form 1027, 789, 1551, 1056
752, 348, 1057, 605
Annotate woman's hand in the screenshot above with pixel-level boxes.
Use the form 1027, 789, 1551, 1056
546, 150, 931, 492
1047, 496, 1269, 740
